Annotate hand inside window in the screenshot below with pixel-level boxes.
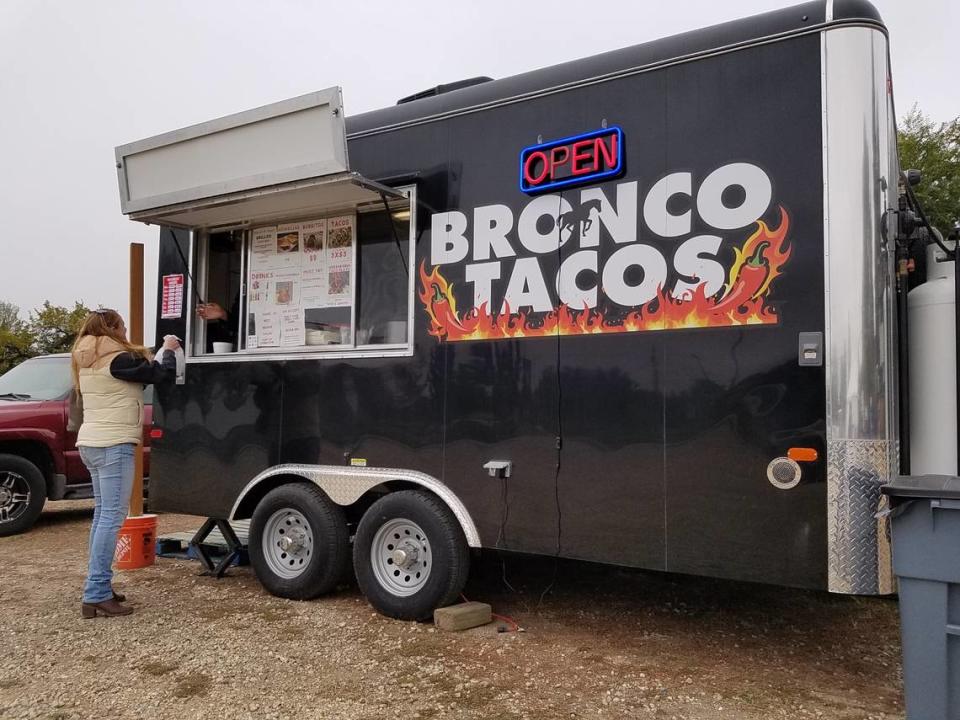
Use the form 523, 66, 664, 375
196, 303, 228, 322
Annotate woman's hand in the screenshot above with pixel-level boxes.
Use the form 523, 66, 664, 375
162, 335, 181, 351
196, 302, 227, 321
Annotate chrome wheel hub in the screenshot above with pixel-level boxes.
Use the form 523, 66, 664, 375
390, 542, 420, 569
278, 526, 307, 554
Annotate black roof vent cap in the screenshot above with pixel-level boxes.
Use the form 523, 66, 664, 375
397, 76, 494, 105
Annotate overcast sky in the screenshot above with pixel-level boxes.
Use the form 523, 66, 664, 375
0, 0, 955, 342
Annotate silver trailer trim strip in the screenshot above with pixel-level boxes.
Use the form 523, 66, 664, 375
822, 26, 896, 594
348, 21, 885, 141
184, 230, 195, 354
229, 464, 482, 549
183, 347, 414, 364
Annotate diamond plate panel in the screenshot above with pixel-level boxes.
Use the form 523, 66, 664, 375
827, 439, 894, 594
228, 464, 482, 548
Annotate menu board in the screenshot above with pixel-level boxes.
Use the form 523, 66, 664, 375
160, 274, 184, 319
246, 215, 354, 348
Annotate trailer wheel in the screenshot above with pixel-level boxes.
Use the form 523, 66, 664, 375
249, 483, 349, 600
353, 490, 469, 621
0, 454, 46, 537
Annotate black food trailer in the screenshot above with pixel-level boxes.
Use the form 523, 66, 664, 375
115, 1, 905, 619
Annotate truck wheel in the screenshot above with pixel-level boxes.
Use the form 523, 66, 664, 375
0, 454, 46, 537
353, 490, 469, 621
249, 483, 349, 600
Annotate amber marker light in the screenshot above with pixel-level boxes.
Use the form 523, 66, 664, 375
787, 447, 818, 462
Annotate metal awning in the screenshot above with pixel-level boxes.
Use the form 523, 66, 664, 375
114, 87, 403, 230
126, 172, 405, 230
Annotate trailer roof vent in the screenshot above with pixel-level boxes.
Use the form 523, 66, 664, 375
397, 76, 494, 105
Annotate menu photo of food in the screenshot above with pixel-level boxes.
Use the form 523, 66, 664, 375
277, 231, 300, 253
328, 225, 352, 248
328, 269, 349, 296
275, 281, 294, 305
303, 232, 324, 252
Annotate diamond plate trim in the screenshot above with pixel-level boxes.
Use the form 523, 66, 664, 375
229, 464, 481, 548
827, 440, 894, 594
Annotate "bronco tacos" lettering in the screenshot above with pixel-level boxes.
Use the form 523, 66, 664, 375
420, 162, 791, 342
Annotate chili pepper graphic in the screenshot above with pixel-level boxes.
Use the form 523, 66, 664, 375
711, 241, 771, 315
430, 282, 467, 335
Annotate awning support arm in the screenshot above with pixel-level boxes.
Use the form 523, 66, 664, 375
380, 192, 408, 273
168, 228, 205, 305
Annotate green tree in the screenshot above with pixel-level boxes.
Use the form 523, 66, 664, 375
0, 302, 33, 375
898, 106, 960, 234
26, 301, 91, 356
0, 301, 20, 331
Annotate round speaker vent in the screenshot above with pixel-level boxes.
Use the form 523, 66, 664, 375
767, 457, 802, 490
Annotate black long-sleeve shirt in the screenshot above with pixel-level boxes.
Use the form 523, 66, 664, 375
109, 350, 177, 384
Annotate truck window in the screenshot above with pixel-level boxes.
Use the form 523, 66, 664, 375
189, 187, 414, 359
0, 356, 73, 401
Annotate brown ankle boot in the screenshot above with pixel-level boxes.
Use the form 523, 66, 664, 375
112, 589, 126, 602
81, 598, 133, 618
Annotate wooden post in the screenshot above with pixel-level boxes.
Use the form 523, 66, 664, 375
129, 243, 145, 517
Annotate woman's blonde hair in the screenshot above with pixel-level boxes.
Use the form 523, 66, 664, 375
70, 308, 150, 389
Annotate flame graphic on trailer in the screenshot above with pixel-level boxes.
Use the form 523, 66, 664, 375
419, 207, 792, 341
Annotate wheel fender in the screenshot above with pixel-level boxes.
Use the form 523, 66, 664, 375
230, 464, 481, 548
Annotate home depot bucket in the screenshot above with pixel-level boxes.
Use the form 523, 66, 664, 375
114, 514, 157, 569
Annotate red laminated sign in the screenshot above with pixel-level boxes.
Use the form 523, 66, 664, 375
160, 274, 184, 319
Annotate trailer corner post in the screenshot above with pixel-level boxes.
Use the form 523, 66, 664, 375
822, 26, 897, 595
129, 242, 145, 518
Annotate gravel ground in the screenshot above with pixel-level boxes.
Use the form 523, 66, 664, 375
0, 500, 904, 719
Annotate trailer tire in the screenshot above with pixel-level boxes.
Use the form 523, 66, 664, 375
249, 483, 349, 600
353, 490, 469, 621
0, 454, 46, 537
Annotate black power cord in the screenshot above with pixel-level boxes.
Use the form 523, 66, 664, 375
495, 475, 517, 594
538, 192, 567, 608
902, 172, 952, 256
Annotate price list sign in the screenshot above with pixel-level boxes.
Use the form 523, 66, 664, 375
160, 274, 185, 319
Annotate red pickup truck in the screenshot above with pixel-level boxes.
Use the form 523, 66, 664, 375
0, 354, 153, 536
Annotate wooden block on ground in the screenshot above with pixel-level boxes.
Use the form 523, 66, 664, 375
434, 602, 492, 632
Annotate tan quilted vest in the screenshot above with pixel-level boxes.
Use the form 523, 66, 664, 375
73, 336, 144, 447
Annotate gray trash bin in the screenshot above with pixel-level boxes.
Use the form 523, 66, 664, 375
882, 475, 960, 720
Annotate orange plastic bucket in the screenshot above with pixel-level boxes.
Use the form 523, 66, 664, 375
115, 514, 158, 569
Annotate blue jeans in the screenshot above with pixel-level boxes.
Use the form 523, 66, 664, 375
79, 444, 135, 603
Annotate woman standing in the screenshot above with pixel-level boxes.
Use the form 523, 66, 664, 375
70, 308, 179, 618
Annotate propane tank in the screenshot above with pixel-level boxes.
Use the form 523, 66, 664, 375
908, 239, 957, 475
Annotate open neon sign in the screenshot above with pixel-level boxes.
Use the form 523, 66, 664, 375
519, 126, 624, 194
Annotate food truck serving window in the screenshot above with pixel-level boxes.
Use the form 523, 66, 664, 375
190, 187, 415, 360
